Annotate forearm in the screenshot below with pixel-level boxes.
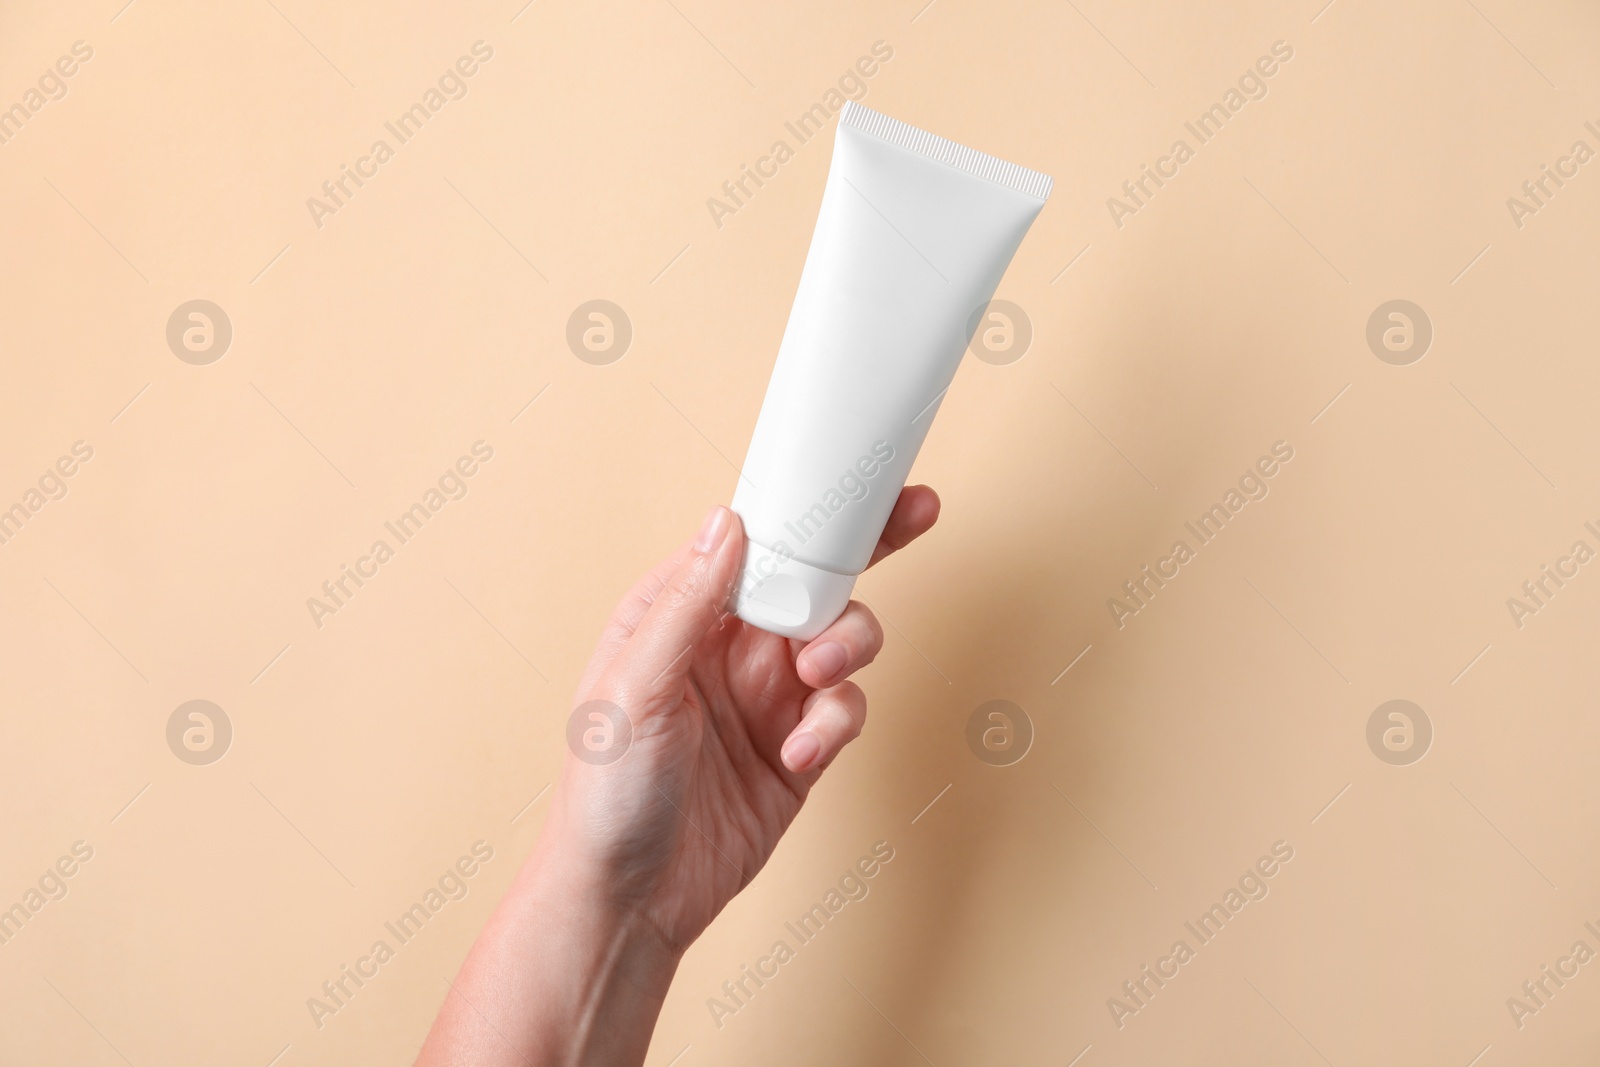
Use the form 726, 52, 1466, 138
416, 831, 680, 1067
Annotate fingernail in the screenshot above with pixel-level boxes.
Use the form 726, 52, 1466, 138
695, 506, 731, 553
803, 642, 848, 684
782, 730, 821, 773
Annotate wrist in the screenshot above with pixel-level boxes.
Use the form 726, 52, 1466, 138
524, 823, 682, 964
500, 826, 676, 1065
425, 830, 678, 1067
537, 771, 688, 935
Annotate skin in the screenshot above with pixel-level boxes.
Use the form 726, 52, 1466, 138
416, 486, 940, 1067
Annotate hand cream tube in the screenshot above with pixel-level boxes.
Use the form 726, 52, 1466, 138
729, 101, 1052, 639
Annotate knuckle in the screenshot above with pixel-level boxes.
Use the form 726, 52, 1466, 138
664, 553, 715, 612
863, 610, 885, 651
834, 683, 867, 736
846, 610, 883, 669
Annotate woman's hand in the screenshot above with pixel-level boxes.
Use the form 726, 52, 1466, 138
555, 486, 940, 953
417, 487, 939, 1067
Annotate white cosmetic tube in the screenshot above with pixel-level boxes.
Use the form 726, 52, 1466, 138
730, 101, 1052, 639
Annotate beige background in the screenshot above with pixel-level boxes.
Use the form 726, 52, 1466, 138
2, 0, 1598, 1063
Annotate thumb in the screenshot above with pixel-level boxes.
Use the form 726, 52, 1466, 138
620, 505, 743, 694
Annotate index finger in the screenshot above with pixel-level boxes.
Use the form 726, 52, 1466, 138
865, 484, 941, 569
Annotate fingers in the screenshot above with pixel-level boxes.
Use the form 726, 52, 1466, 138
795, 601, 884, 689
780, 681, 866, 775
866, 484, 941, 569
619, 506, 744, 694
791, 487, 935, 690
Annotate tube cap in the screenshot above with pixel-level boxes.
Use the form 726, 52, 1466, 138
731, 540, 857, 641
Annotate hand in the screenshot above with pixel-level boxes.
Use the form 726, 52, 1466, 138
416, 486, 938, 1067
550, 485, 941, 954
